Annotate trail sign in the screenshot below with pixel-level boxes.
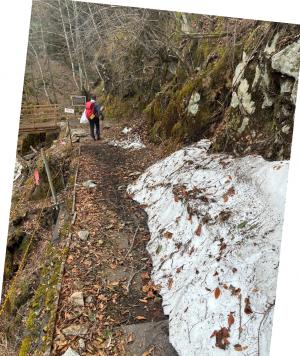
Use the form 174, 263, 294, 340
64, 107, 75, 114
71, 95, 86, 106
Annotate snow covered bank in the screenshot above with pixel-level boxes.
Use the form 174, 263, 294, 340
128, 140, 289, 356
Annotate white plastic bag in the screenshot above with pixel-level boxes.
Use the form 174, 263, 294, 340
80, 110, 89, 124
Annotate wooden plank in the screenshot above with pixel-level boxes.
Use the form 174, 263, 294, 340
21, 106, 59, 111
22, 104, 59, 108
20, 116, 59, 122
19, 126, 59, 134
21, 111, 59, 116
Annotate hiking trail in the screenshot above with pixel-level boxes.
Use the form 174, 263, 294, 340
52, 121, 177, 356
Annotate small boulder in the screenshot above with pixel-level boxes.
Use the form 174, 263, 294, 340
70, 291, 85, 307
82, 180, 97, 189
62, 324, 89, 337
78, 338, 85, 350
62, 347, 80, 356
78, 230, 89, 241
282, 125, 290, 134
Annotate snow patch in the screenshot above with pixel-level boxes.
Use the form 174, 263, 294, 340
122, 127, 132, 134
128, 140, 288, 356
109, 127, 145, 150
14, 159, 23, 181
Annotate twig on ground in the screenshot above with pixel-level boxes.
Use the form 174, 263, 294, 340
71, 212, 77, 225
124, 225, 139, 260
72, 165, 79, 215
125, 263, 147, 293
239, 293, 242, 339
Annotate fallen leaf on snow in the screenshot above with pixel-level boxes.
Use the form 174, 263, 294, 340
214, 287, 221, 299
228, 313, 235, 328
195, 224, 202, 236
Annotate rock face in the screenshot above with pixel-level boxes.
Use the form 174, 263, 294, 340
146, 22, 300, 160
188, 92, 201, 115
271, 39, 300, 79
271, 39, 300, 105
214, 31, 300, 160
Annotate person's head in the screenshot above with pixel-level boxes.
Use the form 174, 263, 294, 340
91, 95, 96, 102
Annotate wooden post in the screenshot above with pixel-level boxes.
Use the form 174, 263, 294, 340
67, 119, 73, 147
41, 148, 58, 207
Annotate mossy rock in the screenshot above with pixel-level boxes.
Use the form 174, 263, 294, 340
155, 46, 234, 142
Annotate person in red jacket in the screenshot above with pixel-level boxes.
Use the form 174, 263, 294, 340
85, 95, 103, 140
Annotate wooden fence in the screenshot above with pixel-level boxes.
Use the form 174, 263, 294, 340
19, 104, 60, 134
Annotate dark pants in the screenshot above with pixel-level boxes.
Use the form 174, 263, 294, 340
89, 117, 100, 140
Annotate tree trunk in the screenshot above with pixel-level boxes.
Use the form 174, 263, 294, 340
57, 0, 80, 91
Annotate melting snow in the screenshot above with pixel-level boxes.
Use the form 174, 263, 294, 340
14, 159, 23, 181
122, 126, 133, 134
128, 140, 288, 356
108, 138, 145, 150
109, 128, 145, 150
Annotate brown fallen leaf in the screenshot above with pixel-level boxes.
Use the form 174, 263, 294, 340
214, 287, 221, 299
168, 278, 173, 290
139, 204, 149, 209
67, 255, 74, 264
163, 231, 173, 239
244, 297, 253, 314
223, 186, 235, 202
141, 271, 150, 280
210, 327, 230, 350
234, 344, 243, 351
195, 224, 202, 236
127, 333, 135, 343
228, 312, 235, 328
142, 347, 155, 356
135, 315, 147, 320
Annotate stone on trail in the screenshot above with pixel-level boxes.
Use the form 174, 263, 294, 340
62, 324, 89, 337
78, 338, 85, 351
62, 347, 80, 356
121, 320, 177, 356
78, 230, 89, 241
70, 291, 85, 307
82, 180, 97, 189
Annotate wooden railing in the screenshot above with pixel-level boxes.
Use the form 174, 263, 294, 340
19, 104, 60, 134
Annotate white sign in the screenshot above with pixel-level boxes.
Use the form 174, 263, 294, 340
64, 108, 75, 114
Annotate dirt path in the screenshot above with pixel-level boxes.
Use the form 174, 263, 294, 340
52, 124, 177, 355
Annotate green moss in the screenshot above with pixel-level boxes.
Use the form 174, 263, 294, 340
146, 42, 235, 144
171, 121, 185, 139
103, 95, 142, 120
4, 251, 13, 280
8, 278, 32, 313
18, 243, 65, 355
19, 336, 31, 356
26, 311, 36, 329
